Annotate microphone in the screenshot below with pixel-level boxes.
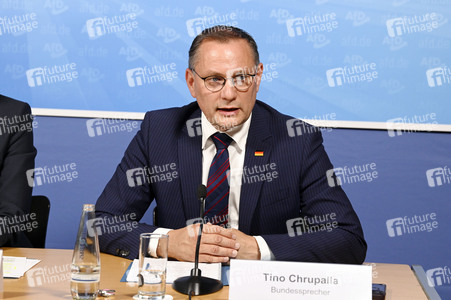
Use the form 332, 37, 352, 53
193, 184, 207, 276
172, 184, 223, 296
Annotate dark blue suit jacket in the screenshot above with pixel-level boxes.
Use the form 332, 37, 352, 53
0, 94, 36, 247
96, 101, 367, 263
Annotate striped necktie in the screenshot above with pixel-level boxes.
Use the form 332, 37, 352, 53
204, 132, 233, 226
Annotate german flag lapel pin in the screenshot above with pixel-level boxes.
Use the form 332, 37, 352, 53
254, 150, 264, 157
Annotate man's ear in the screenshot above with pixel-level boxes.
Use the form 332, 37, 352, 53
254, 63, 264, 93
185, 68, 196, 98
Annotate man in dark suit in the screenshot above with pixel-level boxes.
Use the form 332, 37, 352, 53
95, 26, 367, 264
0, 94, 37, 247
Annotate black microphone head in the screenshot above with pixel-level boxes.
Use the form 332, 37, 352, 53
197, 184, 207, 199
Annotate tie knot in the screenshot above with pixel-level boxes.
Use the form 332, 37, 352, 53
212, 132, 233, 150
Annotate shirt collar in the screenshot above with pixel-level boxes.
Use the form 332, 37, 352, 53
201, 112, 252, 152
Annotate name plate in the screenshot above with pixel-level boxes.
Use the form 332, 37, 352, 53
229, 259, 371, 300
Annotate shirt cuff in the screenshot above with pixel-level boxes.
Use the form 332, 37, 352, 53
149, 228, 172, 257
254, 236, 275, 261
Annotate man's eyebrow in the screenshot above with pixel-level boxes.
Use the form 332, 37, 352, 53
212, 72, 228, 77
230, 70, 245, 75
199, 70, 226, 77
200, 69, 250, 77
229, 67, 256, 76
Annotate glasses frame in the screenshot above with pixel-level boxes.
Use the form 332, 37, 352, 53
190, 68, 257, 92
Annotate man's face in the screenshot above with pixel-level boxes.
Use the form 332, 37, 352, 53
186, 39, 263, 131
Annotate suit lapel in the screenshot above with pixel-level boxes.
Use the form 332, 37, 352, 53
178, 108, 202, 221
239, 103, 273, 233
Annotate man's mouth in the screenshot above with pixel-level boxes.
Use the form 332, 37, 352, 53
218, 107, 239, 112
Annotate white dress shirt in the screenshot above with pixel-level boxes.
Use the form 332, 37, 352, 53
152, 112, 274, 260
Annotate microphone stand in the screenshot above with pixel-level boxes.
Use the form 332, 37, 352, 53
172, 185, 223, 296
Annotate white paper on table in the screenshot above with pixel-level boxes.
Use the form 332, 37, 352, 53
25, 259, 41, 271
126, 260, 221, 284
2, 256, 41, 278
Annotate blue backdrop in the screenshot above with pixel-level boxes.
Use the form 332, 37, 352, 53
0, 0, 450, 123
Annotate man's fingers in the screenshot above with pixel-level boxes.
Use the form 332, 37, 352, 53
199, 243, 238, 259
198, 254, 230, 263
201, 232, 240, 250
202, 224, 236, 239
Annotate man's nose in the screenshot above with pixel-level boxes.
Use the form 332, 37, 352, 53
220, 79, 237, 101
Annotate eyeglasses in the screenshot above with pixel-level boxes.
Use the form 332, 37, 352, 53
191, 68, 256, 92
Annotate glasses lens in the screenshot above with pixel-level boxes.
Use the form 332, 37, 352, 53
204, 76, 225, 92
234, 75, 254, 91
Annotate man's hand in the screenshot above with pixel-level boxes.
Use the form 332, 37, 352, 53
167, 223, 240, 263
231, 228, 261, 260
